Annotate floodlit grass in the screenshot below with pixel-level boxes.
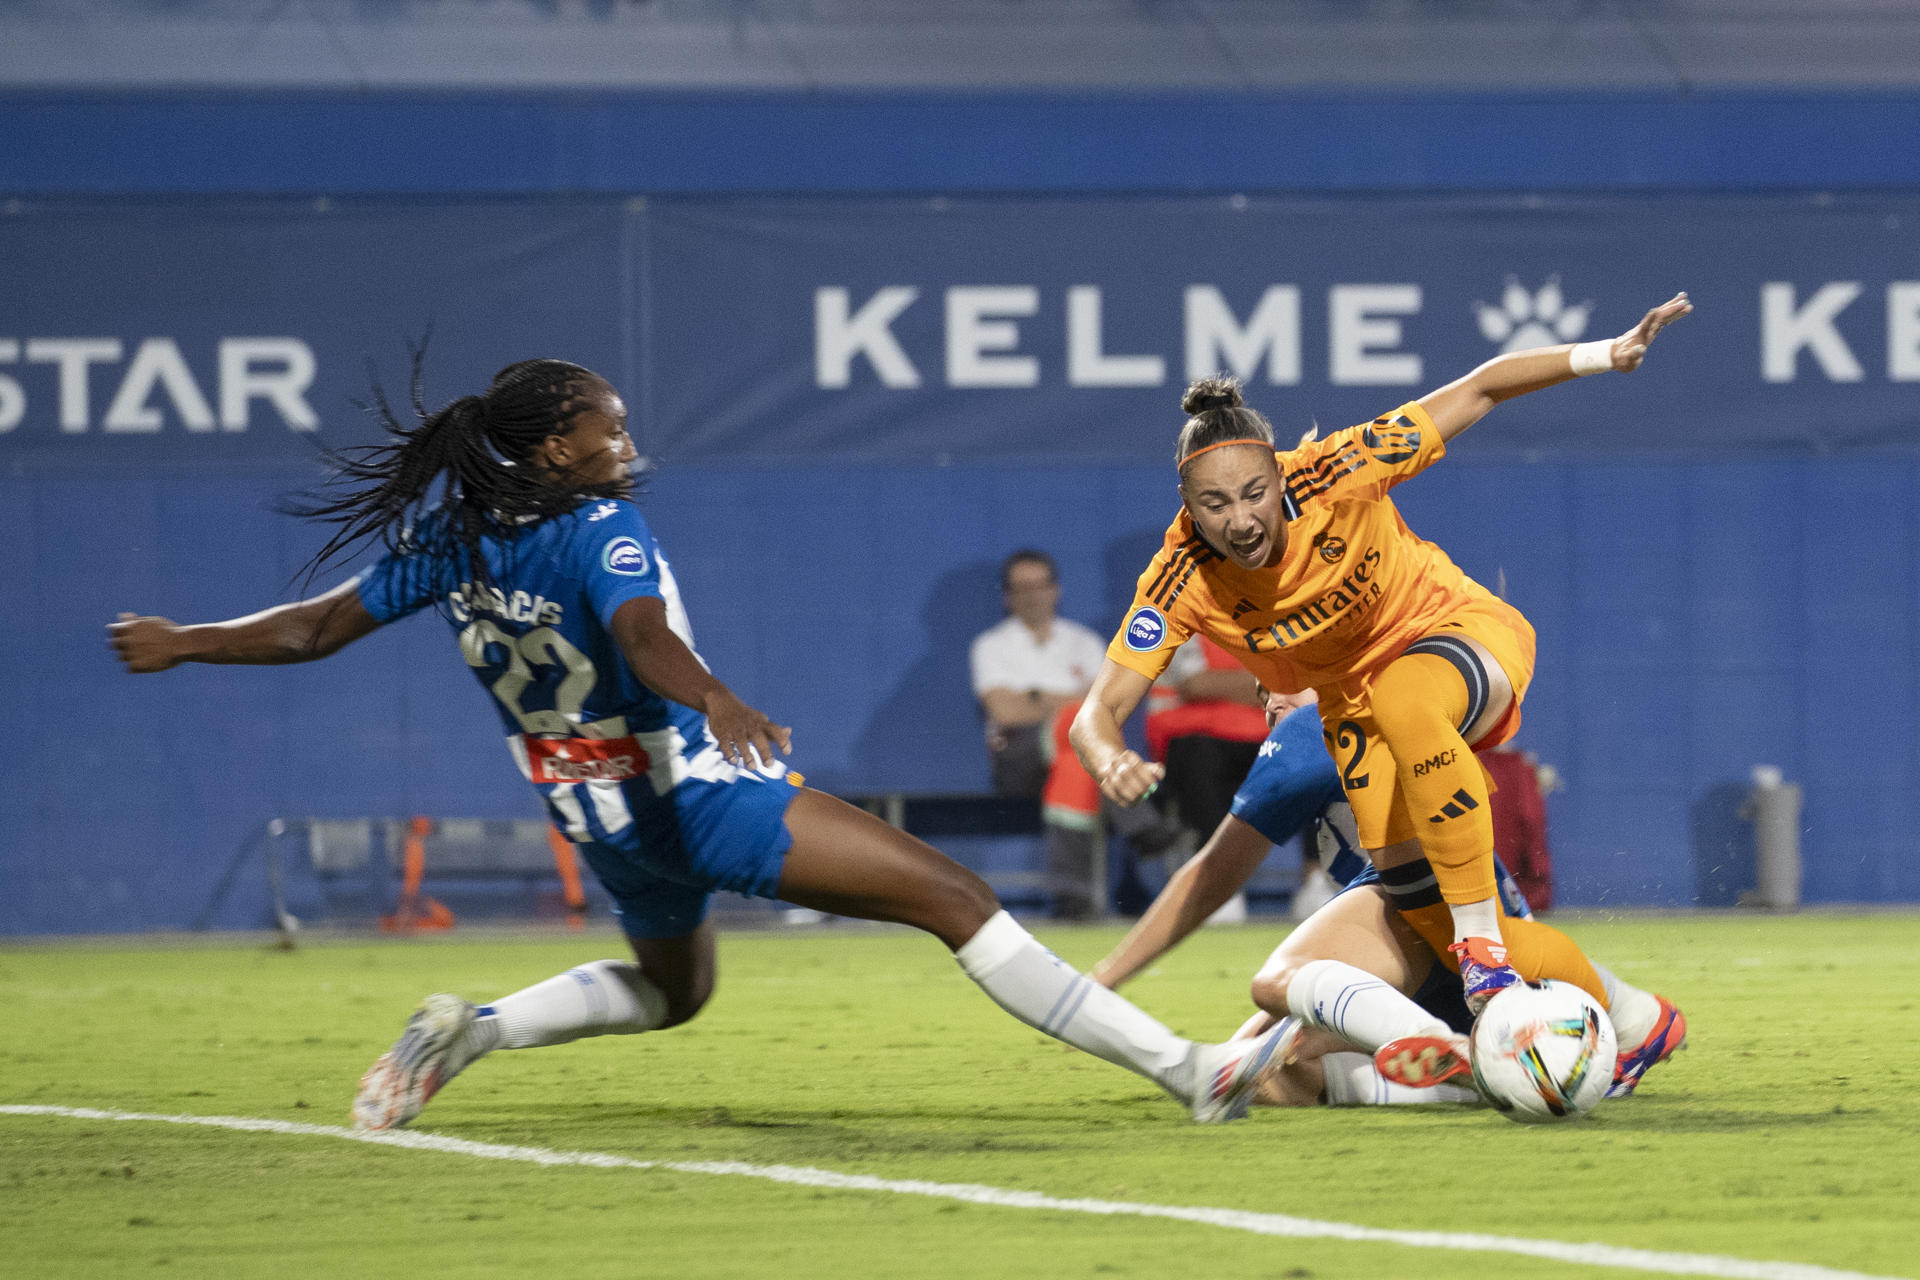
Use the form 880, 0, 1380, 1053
3, 912, 1917, 1279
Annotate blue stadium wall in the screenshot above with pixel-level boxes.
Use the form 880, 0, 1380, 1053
4, 92, 1919, 932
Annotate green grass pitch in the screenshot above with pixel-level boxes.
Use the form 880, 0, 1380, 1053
3, 912, 1917, 1279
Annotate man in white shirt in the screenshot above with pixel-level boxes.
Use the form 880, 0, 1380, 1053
969, 551, 1184, 918
970, 550, 1107, 796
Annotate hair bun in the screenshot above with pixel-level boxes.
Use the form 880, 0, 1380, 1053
1182, 376, 1244, 416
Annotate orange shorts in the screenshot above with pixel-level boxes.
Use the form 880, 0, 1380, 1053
1315, 595, 1537, 851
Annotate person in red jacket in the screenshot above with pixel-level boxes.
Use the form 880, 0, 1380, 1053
1146, 635, 1271, 847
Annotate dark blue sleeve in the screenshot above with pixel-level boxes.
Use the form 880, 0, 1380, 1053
354, 544, 442, 623
1229, 705, 1344, 847
574, 501, 665, 630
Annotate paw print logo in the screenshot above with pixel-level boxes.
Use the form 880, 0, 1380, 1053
1474, 276, 1592, 352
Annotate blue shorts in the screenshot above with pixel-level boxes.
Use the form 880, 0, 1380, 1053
1229, 705, 1344, 847
1228, 706, 1375, 883
565, 774, 799, 940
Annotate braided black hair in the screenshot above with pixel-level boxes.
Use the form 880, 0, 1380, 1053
291, 352, 629, 590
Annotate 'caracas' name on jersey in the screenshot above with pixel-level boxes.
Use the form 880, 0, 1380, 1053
1107, 401, 1499, 696
353, 499, 778, 843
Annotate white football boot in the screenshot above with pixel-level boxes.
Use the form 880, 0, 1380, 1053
351, 993, 486, 1132
1185, 1019, 1300, 1123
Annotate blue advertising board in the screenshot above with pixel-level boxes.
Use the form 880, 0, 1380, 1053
3, 193, 1918, 464
646, 193, 1920, 459
4, 192, 1919, 932
0, 198, 629, 466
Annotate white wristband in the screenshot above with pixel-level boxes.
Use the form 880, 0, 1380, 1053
1569, 340, 1614, 376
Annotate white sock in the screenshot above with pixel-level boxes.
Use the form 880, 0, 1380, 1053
1321, 1052, 1479, 1107
1286, 959, 1451, 1054
1590, 962, 1660, 1045
1450, 895, 1503, 947
466, 959, 669, 1054
955, 911, 1192, 1092
1594, 961, 1620, 1009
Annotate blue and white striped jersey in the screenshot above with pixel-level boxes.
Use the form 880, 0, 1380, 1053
355, 498, 777, 840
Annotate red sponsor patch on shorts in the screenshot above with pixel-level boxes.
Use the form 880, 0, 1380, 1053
525, 735, 650, 784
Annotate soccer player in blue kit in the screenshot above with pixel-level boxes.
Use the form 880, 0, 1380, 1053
1089, 692, 1686, 1104
109, 358, 1290, 1130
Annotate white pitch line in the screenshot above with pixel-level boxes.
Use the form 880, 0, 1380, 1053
3, 1104, 1903, 1280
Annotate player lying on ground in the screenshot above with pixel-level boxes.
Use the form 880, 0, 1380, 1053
1093, 694, 1687, 1101
109, 357, 1290, 1129
1072, 293, 1691, 1077
1235, 854, 1679, 1109
1241, 852, 1524, 1109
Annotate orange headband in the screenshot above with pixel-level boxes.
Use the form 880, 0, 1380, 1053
1177, 438, 1273, 471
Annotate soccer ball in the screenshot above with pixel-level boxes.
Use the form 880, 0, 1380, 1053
1469, 980, 1618, 1123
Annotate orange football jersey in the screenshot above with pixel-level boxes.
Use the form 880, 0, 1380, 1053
1106, 400, 1500, 696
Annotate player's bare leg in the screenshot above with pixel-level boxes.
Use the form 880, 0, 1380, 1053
1245, 1022, 1479, 1109
1232, 907, 1479, 1107
773, 788, 1000, 946
1249, 883, 1472, 1089
774, 788, 1288, 1122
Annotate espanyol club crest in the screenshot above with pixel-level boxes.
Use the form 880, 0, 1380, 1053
602, 537, 650, 576
1124, 606, 1166, 652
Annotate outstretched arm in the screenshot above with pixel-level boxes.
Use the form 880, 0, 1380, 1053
110, 578, 383, 671
1068, 659, 1162, 806
609, 596, 792, 769
1419, 292, 1692, 442
1092, 815, 1273, 989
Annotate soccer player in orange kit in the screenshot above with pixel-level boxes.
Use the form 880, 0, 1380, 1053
1070, 292, 1691, 1089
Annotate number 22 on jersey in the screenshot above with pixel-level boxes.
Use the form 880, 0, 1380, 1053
459, 619, 622, 738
